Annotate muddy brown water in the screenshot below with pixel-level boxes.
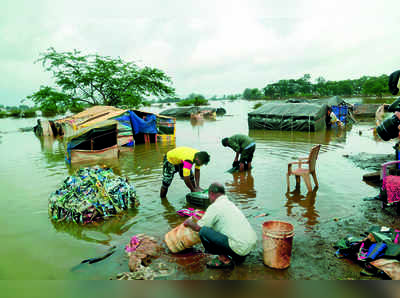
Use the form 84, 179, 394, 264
1, 99, 399, 280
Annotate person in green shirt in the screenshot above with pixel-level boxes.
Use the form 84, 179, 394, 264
222, 134, 256, 172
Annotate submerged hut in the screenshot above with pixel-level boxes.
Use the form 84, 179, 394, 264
248, 103, 327, 131
248, 96, 353, 131
159, 106, 226, 118
35, 106, 175, 164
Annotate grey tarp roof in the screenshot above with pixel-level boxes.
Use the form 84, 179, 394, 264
249, 102, 326, 119
160, 106, 217, 117
248, 102, 327, 131
312, 96, 349, 106
285, 96, 349, 107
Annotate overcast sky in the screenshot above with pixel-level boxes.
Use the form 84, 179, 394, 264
1, 0, 399, 106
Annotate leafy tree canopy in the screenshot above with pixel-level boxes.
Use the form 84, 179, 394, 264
27, 48, 175, 111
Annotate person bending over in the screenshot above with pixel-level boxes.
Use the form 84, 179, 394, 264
222, 134, 256, 172
184, 182, 257, 269
160, 146, 210, 198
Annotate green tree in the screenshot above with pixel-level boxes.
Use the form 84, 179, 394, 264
27, 48, 175, 111
186, 93, 205, 101
243, 88, 263, 100
362, 76, 387, 97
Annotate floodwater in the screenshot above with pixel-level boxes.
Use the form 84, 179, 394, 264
0, 99, 398, 280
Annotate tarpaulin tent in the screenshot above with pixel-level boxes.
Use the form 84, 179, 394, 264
312, 96, 349, 107
248, 96, 354, 131
65, 121, 119, 164
160, 106, 223, 118
248, 102, 327, 131
55, 106, 175, 145
55, 106, 176, 164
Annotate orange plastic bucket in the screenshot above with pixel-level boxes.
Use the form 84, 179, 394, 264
262, 221, 294, 269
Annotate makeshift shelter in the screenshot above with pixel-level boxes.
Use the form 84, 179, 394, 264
65, 121, 119, 164
248, 102, 327, 131
159, 106, 226, 118
312, 96, 349, 107
34, 106, 175, 164
56, 106, 175, 145
248, 96, 354, 131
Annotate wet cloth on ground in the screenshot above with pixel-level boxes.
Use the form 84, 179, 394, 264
382, 175, 400, 204
334, 226, 400, 279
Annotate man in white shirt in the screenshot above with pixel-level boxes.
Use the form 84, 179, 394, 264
184, 182, 257, 269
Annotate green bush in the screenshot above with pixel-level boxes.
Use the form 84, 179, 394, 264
0, 111, 7, 118
253, 103, 263, 110
41, 109, 58, 117
70, 105, 85, 114
176, 98, 209, 107
21, 108, 37, 118
8, 108, 22, 117
141, 101, 152, 107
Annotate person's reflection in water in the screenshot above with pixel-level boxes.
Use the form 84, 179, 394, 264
160, 198, 181, 229
285, 187, 319, 229
225, 171, 256, 200
190, 117, 204, 127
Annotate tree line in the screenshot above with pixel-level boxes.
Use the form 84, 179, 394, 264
16, 49, 393, 117
243, 73, 390, 100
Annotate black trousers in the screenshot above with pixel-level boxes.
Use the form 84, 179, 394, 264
199, 226, 246, 263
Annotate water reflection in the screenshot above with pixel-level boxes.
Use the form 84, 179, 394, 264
37, 136, 67, 168
285, 187, 319, 230
39, 136, 56, 152
190, 118, 204, 127
160, 198, 181, 229
50, 210, 138, 245
249, 128, 348, 145
225, 170, 257, 200
249, 128, 348, 160
324, 127, 347, 144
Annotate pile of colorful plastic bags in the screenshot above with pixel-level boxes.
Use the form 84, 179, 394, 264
48, 166, 138, 224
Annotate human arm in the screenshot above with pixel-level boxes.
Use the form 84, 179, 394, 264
234, 152, 240, 162
194, 168, 202, 191
183, 218, 201, 232
182, 161, 199, 192
183, 175, 196, 192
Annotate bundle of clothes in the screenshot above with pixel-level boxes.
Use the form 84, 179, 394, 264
334, 226, 400, 279
116, 234, 166, 280
48, 166, 138, 224
176, 208, 205, 219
